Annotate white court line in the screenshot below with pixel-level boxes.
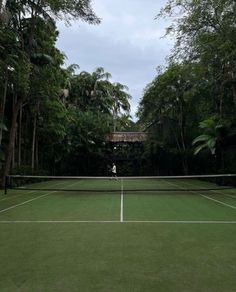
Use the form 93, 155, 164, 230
0, 180, 85, 214
0, 220, 235, 224
179, 179, 236, 200
164, 180, 236, 210
120, 179, 124, 222
207, 189, 236, 199
200, 194, 236, 210
0, 179, 73, 202
0, 190, 38, 202
125, 220, 236, 224
0, 191, 56, 214
181, 181, 236, 210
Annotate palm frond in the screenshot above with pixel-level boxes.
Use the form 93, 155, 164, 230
192, 134, 212, 145
193, 143, 207, 155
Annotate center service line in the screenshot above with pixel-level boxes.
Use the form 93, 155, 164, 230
120, 178, 124, 222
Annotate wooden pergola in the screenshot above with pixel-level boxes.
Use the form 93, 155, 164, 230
106, 132, 147, 143
105, 132, 147, 175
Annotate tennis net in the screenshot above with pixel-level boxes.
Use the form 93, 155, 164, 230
4, 174, 236, 194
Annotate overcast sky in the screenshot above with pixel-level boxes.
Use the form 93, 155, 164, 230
56, 0, 173, 120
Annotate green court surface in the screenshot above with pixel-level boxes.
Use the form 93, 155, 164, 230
0, 178, 236, 292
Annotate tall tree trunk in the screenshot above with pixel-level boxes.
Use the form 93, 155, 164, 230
35, 136, 38, 170
12, 130, 15, 169
31, 113, 37, 170
232, 84, 236, 107
18, 105, 22, 167
0, 69, 8, 145
179, 100, 188, 174
2, 97, 22, 186
11, 94, 16, 169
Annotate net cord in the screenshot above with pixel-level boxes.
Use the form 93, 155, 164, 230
7, 174, 236, 179
4, 174, 236, 194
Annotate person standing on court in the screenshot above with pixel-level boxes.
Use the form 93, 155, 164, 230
111, 162, 118, 179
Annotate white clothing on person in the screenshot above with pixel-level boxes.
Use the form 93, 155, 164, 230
112, 164, 117, 175
111, 164, 118, 180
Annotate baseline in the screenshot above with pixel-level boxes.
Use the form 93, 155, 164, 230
0, 220, 235, 224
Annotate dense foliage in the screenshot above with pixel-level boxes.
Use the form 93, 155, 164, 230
137, 0, 236, 175
1, 0, 236, 178
0, 0, 132, 181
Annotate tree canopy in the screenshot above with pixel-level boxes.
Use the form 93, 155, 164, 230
0, 0, 132, 180
137, 0, 236, 175
1, 0, 236, 178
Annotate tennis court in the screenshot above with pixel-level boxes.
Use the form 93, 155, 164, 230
1, 176, 236, 291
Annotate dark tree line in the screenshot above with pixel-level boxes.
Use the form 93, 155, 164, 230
137, 0, 236, 175
0, 0, 132, 183
1, 0, 235, 179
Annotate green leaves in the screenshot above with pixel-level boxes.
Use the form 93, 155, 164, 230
192, 117, 225, 155
0, 122, 8, 132
69, 67, 131, 120
30, 53, 53, 66
45, 0, 101, 24
145, 0, 236, 174
192, 135, 216, 155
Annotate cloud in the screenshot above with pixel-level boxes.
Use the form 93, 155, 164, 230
56, 0, 173, 119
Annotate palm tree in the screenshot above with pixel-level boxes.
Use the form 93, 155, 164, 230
192, 117, 224, 155
109, 82, 131, 132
